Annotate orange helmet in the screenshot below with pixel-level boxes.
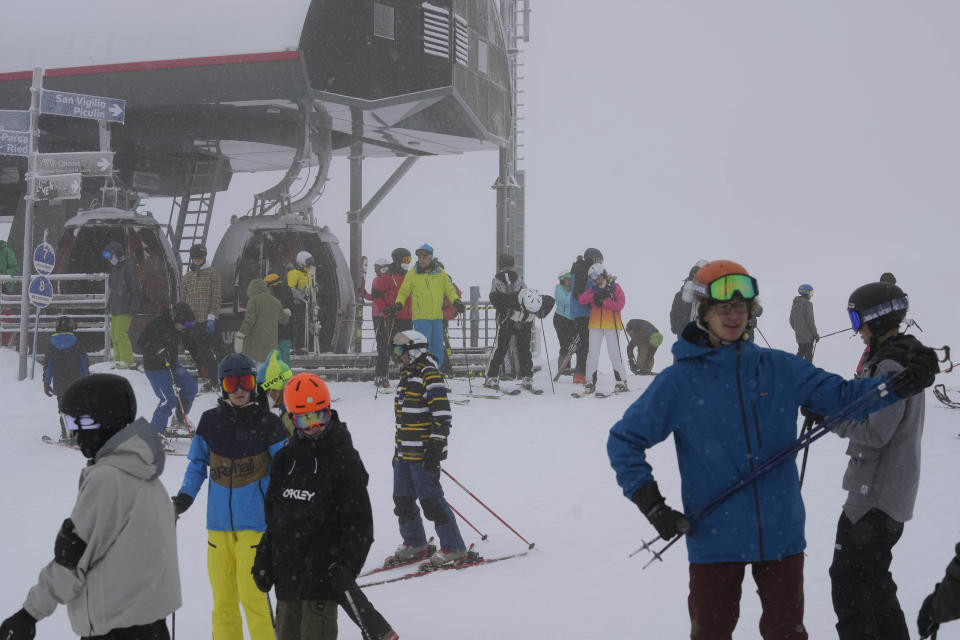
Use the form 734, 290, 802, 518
283, 372, 331, 414
692, 260, 758, 302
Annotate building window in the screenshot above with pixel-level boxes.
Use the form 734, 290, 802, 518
374, 2, 396, 40
422, 2, 450, 59
477, 40, 489, 74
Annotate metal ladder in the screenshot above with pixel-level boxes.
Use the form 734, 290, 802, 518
169, 144, 224, 272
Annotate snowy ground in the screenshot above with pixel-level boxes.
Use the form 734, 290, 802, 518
1, 347, 959, 639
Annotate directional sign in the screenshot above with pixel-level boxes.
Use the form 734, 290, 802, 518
41, 89, 125, 124
28, 275, 53, 309
0, 110, 29, 132
36, 151, 114, 177
0, 130, 30, 157
33, 242, 56, 276
33, 173, 81, 201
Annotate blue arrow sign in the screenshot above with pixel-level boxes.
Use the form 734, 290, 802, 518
41, 89, 125, 124
0, 130, 30, 157
33, 242, 56, 276
28, 275, 53, 309
0, 110, 29, 132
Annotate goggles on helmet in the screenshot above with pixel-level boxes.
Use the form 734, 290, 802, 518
693, 273, 758, 302
62, 414, 100, 432
400, 255, 411, 264
848, 297, 908, 332
292, 409, 332, 431
222, 374, 256, 394
102, 250, 113, 260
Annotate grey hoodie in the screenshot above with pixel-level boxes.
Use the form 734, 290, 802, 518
23, 419, 181, 636
789, 295, 818, 343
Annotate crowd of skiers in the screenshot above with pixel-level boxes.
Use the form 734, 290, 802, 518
8, 243, 960, 640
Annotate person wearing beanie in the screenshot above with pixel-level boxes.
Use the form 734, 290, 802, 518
0, 374, 181, 640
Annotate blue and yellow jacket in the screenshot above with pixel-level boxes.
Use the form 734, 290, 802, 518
607, 323, 900, 564
179, 399, 287, 532
394, 354, 452, 462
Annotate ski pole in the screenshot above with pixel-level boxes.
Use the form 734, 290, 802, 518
447, 499, 488, 541
166, 361, 193, 435
755, 326, 772, 348
266, 590, 276, 638
442, 468, 535, 549
344, 588, 373, 640
819, 327, 853, 339
636, 379, 897, 567
539, 317, 556, 394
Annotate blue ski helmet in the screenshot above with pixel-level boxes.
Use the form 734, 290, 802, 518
798, 284, 814, 296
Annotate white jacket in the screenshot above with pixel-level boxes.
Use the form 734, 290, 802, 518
24, 419, 181, 636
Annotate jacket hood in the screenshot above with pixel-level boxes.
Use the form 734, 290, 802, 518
672, 321, 734, 362
50, 332, 78, 350
247, 278, 269, 297
93, 418, 165, 481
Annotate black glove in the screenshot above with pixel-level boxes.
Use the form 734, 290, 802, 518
325, 562, 355, 592
156, 348, 171, 364
890, 341, 939, 399
799, 407, 825, 425
918, 593, 939, 639
171, 493, 194, 517
631, 481, 691, 540
43, 382, 53, 397
371, 289, 383, 299
422, 439, 444, 484
252, 539, 274, 593
452, 299, 466, 315
0, 609, 36, 640
385, 303, 401, 318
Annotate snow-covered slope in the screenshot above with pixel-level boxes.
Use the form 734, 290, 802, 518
1, 348, 958, 639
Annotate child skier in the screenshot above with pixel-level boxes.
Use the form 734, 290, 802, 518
578, 263, 628, 394
253, 372, 399, 640
41, 315, 90, 441
256, 348, 294, 421
171, 353, 288, 640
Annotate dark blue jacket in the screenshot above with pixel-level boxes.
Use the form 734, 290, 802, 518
607, 322, 899, 564
42, 332, 89, 395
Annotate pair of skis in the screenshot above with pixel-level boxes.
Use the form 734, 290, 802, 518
358, 543, 530, 588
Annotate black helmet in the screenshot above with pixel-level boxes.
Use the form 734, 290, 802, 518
60, 374, 137, 458
583, 248, 603, 265
391, 247, 411, 263
55, 316, 76, 333
172, 302, 195, 325
189, 244, 207, 260
498, 254, 515, 270
848, 282, 908, 336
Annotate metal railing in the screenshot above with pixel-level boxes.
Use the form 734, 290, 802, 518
0, 274, 112, 358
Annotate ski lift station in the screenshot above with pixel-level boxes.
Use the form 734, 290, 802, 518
0, 0, 531, 371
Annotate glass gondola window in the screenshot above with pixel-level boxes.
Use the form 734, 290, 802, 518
373, 2, 396, 40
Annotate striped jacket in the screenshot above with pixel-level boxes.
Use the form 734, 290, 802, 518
393, 354, 452, 462
181, 265, 222, 319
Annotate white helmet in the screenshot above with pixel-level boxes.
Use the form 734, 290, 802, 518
587, 263, 606, 282
374, 258, 391, 273
296, 251, 315, 267
519, 288, 543, 314
392, 329, 429, 359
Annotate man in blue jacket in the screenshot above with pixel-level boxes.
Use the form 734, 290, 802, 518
607, 260, 938, 640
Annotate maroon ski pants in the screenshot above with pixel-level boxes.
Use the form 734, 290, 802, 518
688, 553, 808, 640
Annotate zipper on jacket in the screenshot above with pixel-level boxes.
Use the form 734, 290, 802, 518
735, 345, 765, 559
751, 400, 764, 449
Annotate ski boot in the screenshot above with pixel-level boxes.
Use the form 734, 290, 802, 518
374, 377, 391, 389
428, 548, 470, 568
583, 382, 596, 394
521, 377, 534, 390
383, 541, 435, 568
614, 381, 629, 393
483, 376, 500, 391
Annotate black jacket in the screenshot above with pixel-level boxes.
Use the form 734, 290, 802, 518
260, 413, 374, 601
107, 257, 142, 315
137, 311, 202, 371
